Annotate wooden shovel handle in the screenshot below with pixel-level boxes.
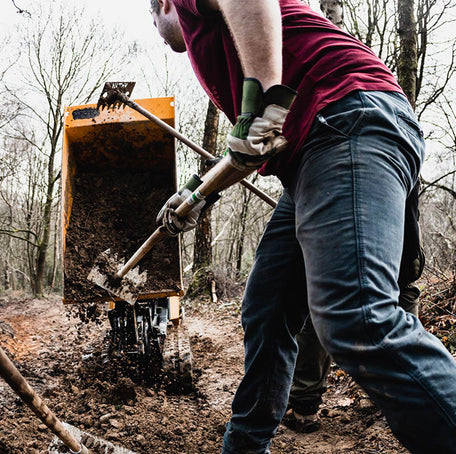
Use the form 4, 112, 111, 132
0, 346, 85, 453
117, 159, 251, 279
117, 200, 201, 279
117, 227, 169, 278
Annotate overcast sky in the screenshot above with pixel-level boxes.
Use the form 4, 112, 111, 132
0, 0, 202, 102
1, 1, 154, 42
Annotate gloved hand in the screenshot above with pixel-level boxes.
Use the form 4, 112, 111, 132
157, 175, 220, 236
227, 78, 297, 170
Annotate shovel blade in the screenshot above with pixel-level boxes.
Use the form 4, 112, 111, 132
97, 81, 136, 110
49, 421, 136, 454
87, 249, 148, 305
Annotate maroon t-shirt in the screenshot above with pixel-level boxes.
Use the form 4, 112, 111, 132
173, 0, 403, 182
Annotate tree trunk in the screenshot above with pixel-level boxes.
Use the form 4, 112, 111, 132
3, 261, 9, 291
34, 145, 57, 296
236, 186, 250, 275
193, 100, 219, 272
319, 0, 344, 29
50, 212, 59, 291
397, 0, 418, 109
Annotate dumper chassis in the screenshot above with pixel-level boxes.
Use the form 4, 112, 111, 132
107, 298, 193, 391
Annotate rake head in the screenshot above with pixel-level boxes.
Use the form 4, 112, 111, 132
49, 422, 136, 453
97, 81, 136, 110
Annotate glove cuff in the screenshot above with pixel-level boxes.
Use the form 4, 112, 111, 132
263, 84, 297, 110
179, 174, 203, 194
228, 149, 268, 171
241, 78, 264, 116
241, 78, 297, 116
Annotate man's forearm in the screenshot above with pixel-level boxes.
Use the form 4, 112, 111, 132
216, 0, 283, 90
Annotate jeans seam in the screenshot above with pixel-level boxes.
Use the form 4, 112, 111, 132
378, 339, 456, 430
351, 139, 372, 339
350, 95, 374, 343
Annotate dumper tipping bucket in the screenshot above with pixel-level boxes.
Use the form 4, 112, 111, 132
62, 97, 183, 304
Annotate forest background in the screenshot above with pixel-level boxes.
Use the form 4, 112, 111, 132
0, 0, 455, 310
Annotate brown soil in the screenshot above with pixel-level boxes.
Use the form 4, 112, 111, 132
0, 295, 412, 454
64, 170, 181, 304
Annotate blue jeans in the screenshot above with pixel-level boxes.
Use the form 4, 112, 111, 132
222, 91, 456, 454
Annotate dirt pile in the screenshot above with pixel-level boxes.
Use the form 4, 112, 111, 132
64, 170, 180, 304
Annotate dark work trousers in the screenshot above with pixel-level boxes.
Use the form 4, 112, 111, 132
222, 91, 456, 454
289, 181, 424, 416
289, 282, 420, 416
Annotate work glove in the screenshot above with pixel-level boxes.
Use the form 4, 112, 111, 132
205, 155, 223, 168
227, 78, 297, 171
156, 175, 220, 236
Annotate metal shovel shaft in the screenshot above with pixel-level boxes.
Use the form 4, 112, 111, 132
0, 347, 86, 453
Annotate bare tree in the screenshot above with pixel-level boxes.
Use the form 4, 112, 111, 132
1, 2, 135, 295
10, 0, 31, 17
399, 0, 456, 272
419, 88, 456, 270
343, 0, 397, 64
0, 35, 21, 133
342, 0, 456, 119
398, 0, 418, 108
233, 176, 259, 275
193, 100, 220, 272
319, 0, 344, 28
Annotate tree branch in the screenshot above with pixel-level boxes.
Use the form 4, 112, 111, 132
420, 174, 456, 199
0, 228, 39, 246
11, 0, 31, 17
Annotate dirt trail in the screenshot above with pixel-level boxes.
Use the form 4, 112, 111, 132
0, 295, 408, 454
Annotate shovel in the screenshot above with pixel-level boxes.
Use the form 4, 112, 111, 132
0, 346, 135, 454
87, 82, 274, 304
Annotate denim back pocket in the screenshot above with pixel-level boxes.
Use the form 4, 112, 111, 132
314, 92, 371, 138
396, 112, 424, 142
316, 109, 367, 137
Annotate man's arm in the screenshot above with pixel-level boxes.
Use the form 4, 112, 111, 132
203, 0, 283, 89
157, 0, 294, 236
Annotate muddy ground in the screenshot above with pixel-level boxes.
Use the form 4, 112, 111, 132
0, 294, 416, 454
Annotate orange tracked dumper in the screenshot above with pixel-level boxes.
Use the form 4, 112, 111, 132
62, 96, 192, 389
